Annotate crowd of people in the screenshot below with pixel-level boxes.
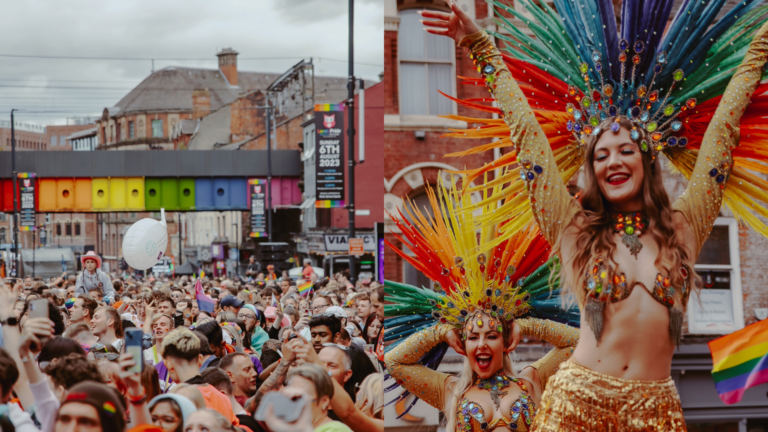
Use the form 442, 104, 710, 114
0, 253, 385, 432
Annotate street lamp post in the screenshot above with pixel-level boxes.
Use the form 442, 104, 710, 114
10, 110, 18, 277
232, 220, 239, 277
346, 0, 357, 284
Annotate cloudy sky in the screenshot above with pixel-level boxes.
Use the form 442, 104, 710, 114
0, 0, 383, 126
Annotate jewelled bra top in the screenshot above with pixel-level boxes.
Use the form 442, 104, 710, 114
583, 257, 692, 344
457, 376, 536, 431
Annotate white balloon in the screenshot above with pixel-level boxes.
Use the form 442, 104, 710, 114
122, 209, 168, 270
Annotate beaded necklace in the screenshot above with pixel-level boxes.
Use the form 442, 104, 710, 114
475, 371, 515, 410
612, 212, 648, 258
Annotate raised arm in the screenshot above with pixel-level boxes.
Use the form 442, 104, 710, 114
673, 21, 768, 255
422, 2, 580, 245
517, 318, 579, 390
384, 324, 453, 410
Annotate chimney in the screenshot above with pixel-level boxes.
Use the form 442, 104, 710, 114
192, 89, 211, 119
217, 48, 239, 86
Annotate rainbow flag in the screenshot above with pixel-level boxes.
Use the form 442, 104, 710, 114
709, 318, 768, 404
194, 278, 216, 314
298, 281, 312, 297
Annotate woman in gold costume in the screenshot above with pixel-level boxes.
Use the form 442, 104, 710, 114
409, 0, 768, 430
385, 177, 580, 432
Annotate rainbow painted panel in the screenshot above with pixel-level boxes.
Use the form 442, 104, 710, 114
314, 103, 345, 112
74, 179, 92, 211
316, 200, 345, 208
38, 179, 58, 212
109, 178, 127, 210
91, 178, 109, 210
145, 178, 162, 211
126, 178, 145, 210
179, 178, 196, 210
161, 178, 180, 211
195, 178, 214, 210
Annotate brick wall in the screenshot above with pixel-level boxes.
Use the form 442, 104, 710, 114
0, 129, 45, 151
46, 124, 94, 151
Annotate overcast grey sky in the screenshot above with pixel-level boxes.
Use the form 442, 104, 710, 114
0, 0, 383, 126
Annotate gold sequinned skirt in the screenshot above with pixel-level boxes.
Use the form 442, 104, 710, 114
531, 361, 686, 432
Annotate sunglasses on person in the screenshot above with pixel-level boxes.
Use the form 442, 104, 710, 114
93, 352, 120, 361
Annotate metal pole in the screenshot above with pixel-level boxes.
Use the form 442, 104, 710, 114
11, 110, 18, 277
32, 225, 35, 278
347, 0, 357, 285
177, 212, 182, 267
266, 106, 273, 240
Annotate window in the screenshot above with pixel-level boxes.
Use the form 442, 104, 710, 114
398, 9, 455, 115
0, 228, 6, 243
152, 119, 163, 137
0, 213, 6, 221
60, 136, 67, 147
75, 222, 81, 236
50, 136, 57, 147
129, 121, 135, 139
112, 234, 116, 254
65, 222, 72, 236
56, 223, 61, 236
688, 218, 744, 334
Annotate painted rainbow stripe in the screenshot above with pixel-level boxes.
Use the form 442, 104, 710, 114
315, 200, 345, 208
709, 318, 768, 404
314, 103, 345, 112
250, 232, 267, 238
19, 226, 36, 231
17, 173, 36, 178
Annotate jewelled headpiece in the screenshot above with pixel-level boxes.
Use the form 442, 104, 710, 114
564, 39, 697, 156
385, 179, 552, 335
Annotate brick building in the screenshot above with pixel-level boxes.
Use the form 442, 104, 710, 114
46, 124, 95, 151
0, 121, 46, 151
383, 0, 768, 430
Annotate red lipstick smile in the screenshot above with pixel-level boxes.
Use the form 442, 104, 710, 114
476, 353, 492, 370
607, 173, 630, 185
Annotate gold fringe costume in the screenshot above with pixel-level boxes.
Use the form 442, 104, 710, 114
532, 361, 685, 431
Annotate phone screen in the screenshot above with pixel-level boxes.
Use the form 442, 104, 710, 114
124, 328, 144, 373
29, 300, 49, 320
254, 392, 307, 423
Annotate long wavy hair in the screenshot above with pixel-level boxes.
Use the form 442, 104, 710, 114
553, 117, 694, 307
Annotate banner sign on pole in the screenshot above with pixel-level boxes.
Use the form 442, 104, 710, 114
314, 103, 345, 208
249, 179, 268, 238
19, 173, 36, 231
349, 238, 365, 256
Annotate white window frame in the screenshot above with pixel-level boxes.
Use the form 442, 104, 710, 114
687, 217, 745, 334
397, 8, 457, 117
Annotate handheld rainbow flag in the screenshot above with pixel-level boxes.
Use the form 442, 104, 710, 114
298, 281, 312, 297
709, 318, 768, 405
270, 294, 280, 311
194, 278, 216, 314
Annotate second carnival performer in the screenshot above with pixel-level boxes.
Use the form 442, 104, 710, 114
417, 0, 768, 430
384, 179, 581, 431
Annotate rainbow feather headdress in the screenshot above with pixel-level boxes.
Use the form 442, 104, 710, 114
386, 178, 577, 335
442, 0, 768, 243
